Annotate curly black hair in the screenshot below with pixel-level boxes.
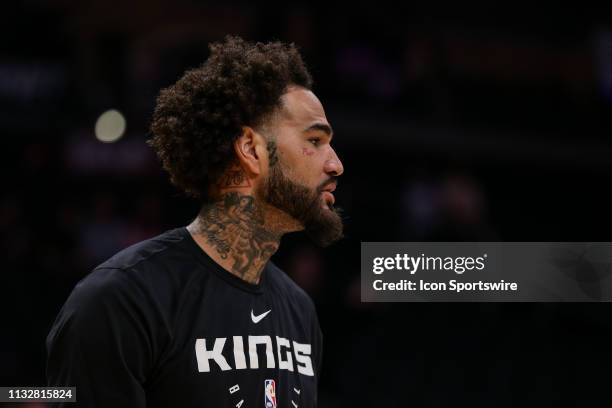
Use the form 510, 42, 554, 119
148, 36, 313, 201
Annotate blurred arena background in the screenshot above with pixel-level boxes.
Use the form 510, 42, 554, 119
2, 2, 612, 407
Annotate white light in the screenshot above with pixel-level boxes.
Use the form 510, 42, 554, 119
95, 109, 126, 143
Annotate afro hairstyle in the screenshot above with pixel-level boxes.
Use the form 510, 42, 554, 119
148, 35, 313, 201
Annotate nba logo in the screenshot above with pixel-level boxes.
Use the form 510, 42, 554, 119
264, 379, 277, 408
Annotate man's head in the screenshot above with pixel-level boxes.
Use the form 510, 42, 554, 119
259, 86, 344, 247
149, 36, 344, 246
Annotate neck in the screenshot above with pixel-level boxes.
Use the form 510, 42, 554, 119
187, 191, 283, 284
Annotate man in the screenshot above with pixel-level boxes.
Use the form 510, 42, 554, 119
46, 36, 344, 407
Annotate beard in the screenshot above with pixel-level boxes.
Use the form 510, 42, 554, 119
262, 162, 344, 247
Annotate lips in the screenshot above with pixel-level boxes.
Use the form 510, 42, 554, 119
321, 183, 337, 193
320, 182, 337, 209
321, 191, 335, 206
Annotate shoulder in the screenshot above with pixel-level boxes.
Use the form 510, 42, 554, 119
64, 228, 195, 321
96, 227, 189, 271
61, 265, 154, 325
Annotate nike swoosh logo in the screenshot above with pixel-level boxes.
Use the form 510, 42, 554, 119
251, 309, 271, 324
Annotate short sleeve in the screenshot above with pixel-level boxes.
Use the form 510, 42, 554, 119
46, 267, 162, 407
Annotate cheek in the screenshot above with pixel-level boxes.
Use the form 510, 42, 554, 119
301, 147, 315, 156
277, 143, 320, 186
280, 158, 318, 188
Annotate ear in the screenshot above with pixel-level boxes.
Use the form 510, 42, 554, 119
233, 126, 267, 175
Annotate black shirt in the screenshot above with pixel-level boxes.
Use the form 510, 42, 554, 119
46, 227, 322, 408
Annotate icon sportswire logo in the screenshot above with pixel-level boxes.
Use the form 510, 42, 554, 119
251, 309, 271, 324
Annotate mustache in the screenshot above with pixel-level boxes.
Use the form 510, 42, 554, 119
317, 177, 339, 193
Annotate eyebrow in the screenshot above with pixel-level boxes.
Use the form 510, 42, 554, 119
304, 123, 334, 138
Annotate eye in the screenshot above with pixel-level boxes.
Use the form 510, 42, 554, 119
308, 138, 320, 146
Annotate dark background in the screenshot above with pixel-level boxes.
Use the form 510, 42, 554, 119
2, 2, 612, 407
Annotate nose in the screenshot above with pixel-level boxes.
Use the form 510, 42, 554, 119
324, 148, 344, 177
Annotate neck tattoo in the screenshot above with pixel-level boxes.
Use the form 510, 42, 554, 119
194, 192, 281, 284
